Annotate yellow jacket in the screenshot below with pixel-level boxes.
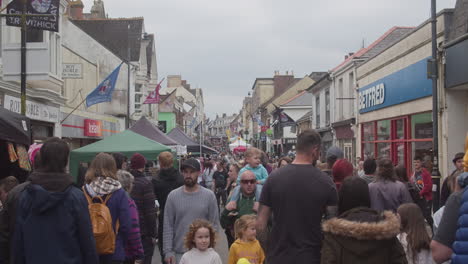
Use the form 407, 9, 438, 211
228, 239, 265, 264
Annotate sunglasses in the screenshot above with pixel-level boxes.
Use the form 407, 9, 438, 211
240, 179, 256, 185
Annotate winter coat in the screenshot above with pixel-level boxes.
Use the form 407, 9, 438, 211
130, 170, 157, 239
12, 172, 99, 264
124, 196, 144, 260
451, 186, 468, 264
321, 207, 407, 264
369, 180, 413, 212
84, 185, 131, 262
152, 167, 183, 214
411, 168, 433, 201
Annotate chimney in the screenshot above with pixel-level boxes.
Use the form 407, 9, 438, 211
223, 113, 227, 118
345, 55, 349, 60
349, 52, 355, 56
69, 0, 84, 19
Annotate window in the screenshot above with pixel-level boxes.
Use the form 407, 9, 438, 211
361, 112, 432, 171
315, 95, 320, 128
338, 78, 344, 119
348, 72, 354, 115
26, 28, 44, 43
135, 84, 142, 93
325, 90, 330, 125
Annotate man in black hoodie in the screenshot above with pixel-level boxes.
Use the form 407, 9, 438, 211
152, 151, 183, 261
2, 137, 98, 264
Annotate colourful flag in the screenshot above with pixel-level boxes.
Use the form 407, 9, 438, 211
86, 63, 122, 107
143, 78, 165, 104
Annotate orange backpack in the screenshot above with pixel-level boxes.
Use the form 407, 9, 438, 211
83, 188, 117, 255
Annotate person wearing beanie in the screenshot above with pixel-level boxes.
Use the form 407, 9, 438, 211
322, 146, 344, 177
321, 176, 406, 264
332, 159, 354, 191
129, 153, 157, 264
440, 152, 465, 206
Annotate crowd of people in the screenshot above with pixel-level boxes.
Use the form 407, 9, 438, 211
0, 129, 466, 264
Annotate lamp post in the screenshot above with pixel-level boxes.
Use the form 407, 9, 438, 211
430, 0, 441, 211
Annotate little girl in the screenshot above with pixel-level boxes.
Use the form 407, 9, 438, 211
397, 203, 435, 264
228, 215, 265, 264
179, 219, 222, 264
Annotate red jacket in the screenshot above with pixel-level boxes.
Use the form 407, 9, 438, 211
412, 168, 433, 201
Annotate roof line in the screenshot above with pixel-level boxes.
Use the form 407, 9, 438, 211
331, 26, 415, 72
280, 90, 306, 106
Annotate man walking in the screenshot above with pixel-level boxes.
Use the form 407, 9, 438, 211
163, 158, 220, 264
221, 170, 261, 246
152, 151, 184, 261
257, 129, 338, 264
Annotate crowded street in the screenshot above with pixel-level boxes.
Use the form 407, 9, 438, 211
0, 0, 468, 264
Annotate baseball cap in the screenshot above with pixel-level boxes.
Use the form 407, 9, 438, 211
181, 158, 201, 171
326, 146, 344, 159
453, 152, 465, 163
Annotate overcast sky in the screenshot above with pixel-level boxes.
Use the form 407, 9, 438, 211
82, 0, 457, 119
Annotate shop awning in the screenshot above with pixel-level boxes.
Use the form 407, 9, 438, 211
69, 130, 171, 180
0, 108, 31, 146
167, 127, 218, 154
129, 116, 179, 146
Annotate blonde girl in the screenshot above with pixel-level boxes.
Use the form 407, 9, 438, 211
228, 215, 265, 264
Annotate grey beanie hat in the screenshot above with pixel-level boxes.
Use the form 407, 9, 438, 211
326, 146, 344, 159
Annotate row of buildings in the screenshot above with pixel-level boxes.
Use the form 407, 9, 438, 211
0, 0, 206, 150
224, 0, 468, 178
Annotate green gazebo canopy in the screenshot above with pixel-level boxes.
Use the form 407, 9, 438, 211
69, 130, 171, 180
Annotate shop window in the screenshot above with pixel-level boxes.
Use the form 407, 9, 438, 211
363, 123, 375, 141
377, 120, 390, 140
363, 142, 375, 159
412, 112, 433, 139
377, 142, 391, 159
396, 119, 405, 140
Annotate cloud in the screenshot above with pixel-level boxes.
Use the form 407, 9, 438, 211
81, 0, 457, 118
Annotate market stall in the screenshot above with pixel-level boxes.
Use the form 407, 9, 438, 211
167, 127, 217, 155
69, 130, 171, 180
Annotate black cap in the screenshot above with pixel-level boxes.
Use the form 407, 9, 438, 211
453, 152, 465, 163
181, 158, 201, 171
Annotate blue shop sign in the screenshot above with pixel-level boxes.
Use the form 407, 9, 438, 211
358, 57, 432, 114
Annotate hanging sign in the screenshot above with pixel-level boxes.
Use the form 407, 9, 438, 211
6, 0, 60, 32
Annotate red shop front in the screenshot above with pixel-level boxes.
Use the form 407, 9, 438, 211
361, 112, 433, 173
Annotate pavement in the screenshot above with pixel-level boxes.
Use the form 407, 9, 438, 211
152, 230, 230, 264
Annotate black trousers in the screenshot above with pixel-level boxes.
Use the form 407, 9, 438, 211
417, 198, 434, 229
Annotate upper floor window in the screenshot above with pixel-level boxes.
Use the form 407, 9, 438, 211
315, 96, 320, 128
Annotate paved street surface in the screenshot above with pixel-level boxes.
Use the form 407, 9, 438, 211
152, 230, 230, 264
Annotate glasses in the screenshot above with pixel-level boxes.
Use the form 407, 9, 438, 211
240, 179, 256, 185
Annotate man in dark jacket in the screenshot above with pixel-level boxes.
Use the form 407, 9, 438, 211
152, 151, 183, 261
11, 137, 99, 264
130, 153, 157, 264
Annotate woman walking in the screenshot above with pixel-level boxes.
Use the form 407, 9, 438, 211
84, 152, 131, 264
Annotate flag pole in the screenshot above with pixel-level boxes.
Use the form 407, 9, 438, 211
60, 96, 87, 124
199, 119, 203, 158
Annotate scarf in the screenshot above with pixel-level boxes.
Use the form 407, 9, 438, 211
86, 177, 122, 196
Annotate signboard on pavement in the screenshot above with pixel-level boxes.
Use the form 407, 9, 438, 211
6, 0, 60, 32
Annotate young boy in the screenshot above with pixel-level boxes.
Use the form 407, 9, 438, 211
236, 148, 268, 184
411, 156, 433, 227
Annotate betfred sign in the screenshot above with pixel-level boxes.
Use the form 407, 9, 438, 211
84, 119, 102, 137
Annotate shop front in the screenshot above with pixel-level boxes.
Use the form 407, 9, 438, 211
333, 119, 356, 165
3, 94, 59, 141
358, 58, 433, 172
60, 108, 124, 150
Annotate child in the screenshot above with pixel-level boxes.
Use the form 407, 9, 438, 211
228, 215, 265, 264
397, 203, 434, 264
179, 219, 222, 264
226, 148, 266, 210
236, 148, 268, 184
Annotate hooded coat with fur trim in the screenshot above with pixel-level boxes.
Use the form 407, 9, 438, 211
321, 207, 407, 264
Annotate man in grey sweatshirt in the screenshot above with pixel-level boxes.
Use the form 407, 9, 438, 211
163, 158, 220, 264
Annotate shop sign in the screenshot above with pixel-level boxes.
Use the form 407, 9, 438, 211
4, 95, 59, 123
358, 57, 432, 114
359, 83, 385, 110
62, 63, 83, 79
84, 119, 102, 137
285, 138, 297, 145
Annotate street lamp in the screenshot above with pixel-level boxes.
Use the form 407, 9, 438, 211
430, 0, 441, 211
